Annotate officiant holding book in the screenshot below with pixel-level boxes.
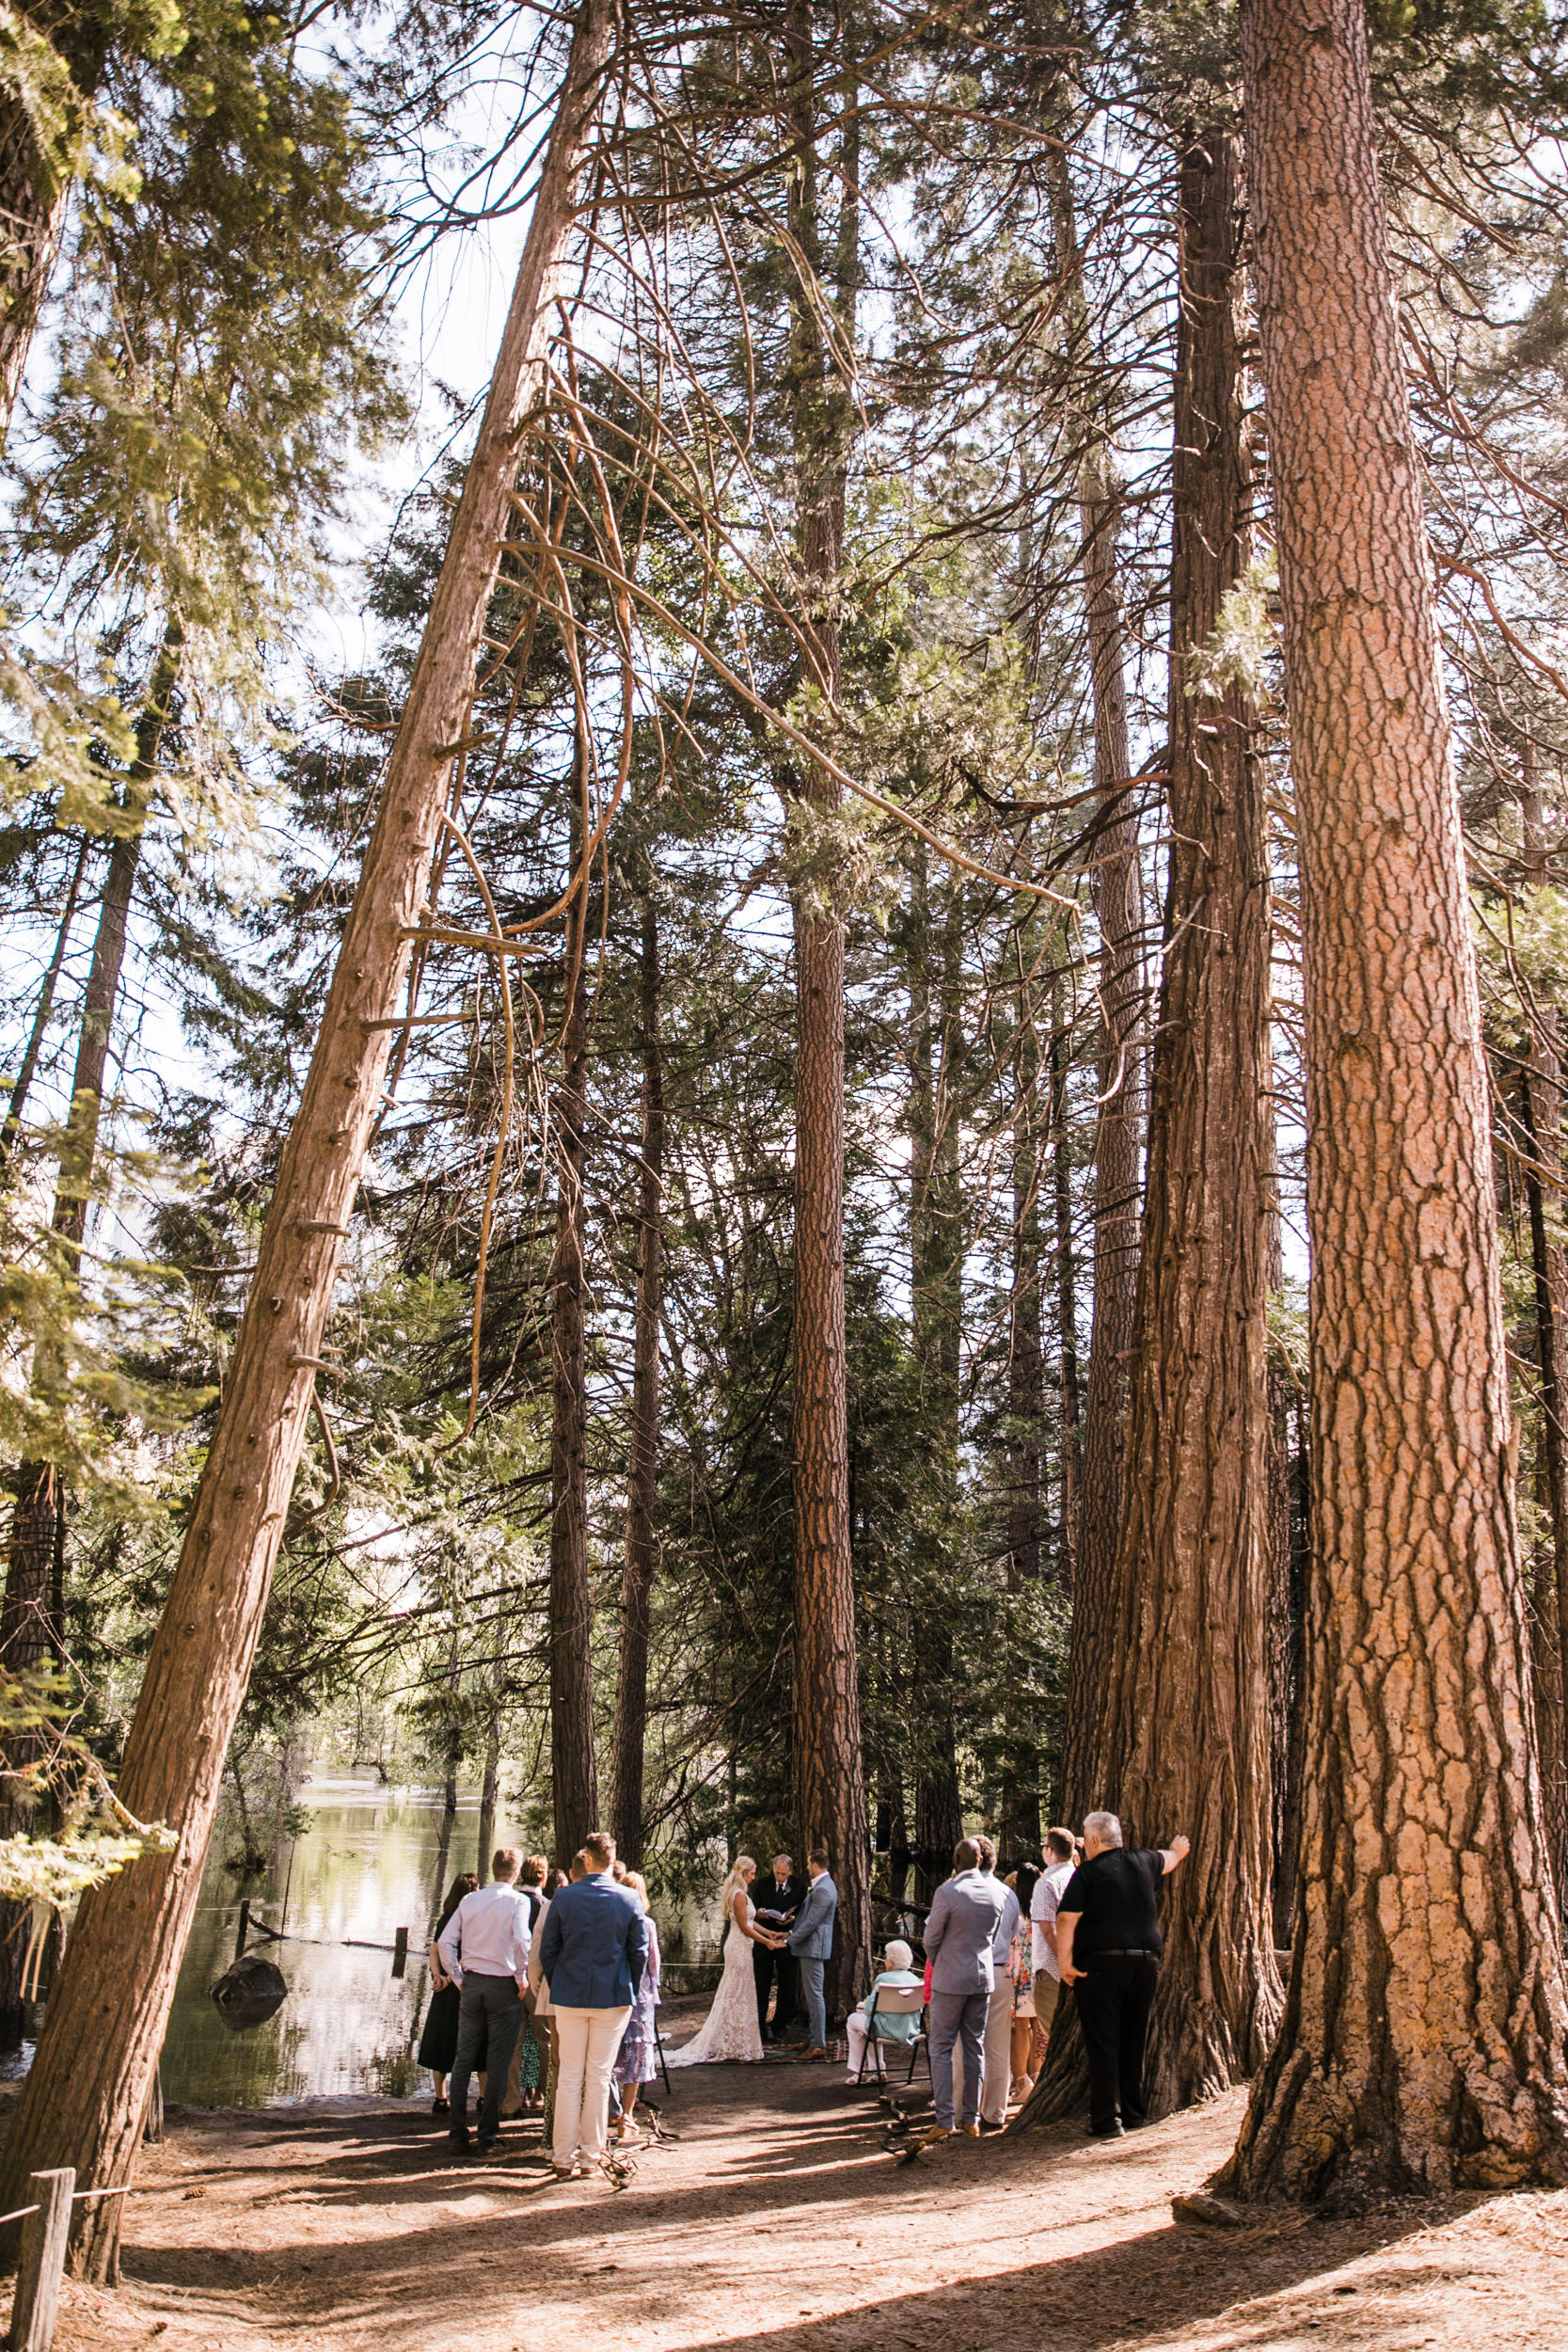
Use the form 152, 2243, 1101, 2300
752, 1853, 803, 2042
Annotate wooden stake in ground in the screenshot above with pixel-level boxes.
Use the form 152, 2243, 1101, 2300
1219, 0, 1568, 2196
0, 0, 615, 2273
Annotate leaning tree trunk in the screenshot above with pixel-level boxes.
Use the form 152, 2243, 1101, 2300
0, 0, 615, 2271
1049, 974, 1081, 1591
1218, 0, 1568, 2199
1045, 141, 1145, 1825
548, 852, 599, 1864
1019, 123, 1279, 2128
782, 0, 869, 2021
609, 872, 664, 1867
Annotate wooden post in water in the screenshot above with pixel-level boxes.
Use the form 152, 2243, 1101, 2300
391, 1928, 408, 1979
233, 1901, 249, 1961
8, 2168, 72, 2352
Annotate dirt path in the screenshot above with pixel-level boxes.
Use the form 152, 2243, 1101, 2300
13, 2010, 1567, 2352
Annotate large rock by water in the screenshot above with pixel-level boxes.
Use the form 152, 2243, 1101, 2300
210, 1951, 287, 2031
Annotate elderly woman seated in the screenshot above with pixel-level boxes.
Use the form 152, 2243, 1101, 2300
844, 1938, 924, 2083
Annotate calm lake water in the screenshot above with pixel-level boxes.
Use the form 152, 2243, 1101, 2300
157, 1772, 723, 2108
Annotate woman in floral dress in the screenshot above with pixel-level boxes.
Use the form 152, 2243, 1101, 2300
611, 1871, 662, 2140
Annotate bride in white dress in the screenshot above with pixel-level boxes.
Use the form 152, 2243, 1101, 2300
665, 1856, 784, 2066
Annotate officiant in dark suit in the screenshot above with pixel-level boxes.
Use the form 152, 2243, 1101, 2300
752, 1853, 803, 2042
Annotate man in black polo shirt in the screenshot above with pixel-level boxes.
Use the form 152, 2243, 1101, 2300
1056, 1809, 1190, 2137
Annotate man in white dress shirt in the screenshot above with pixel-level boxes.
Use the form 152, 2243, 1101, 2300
437, 1847, 532, 2157
1030, 1827, 1078, 2042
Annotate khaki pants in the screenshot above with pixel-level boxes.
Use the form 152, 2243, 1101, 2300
1034, 1969, 1062, 2032
949, 1980, 1015, 2125
551, 2005, 632, 2169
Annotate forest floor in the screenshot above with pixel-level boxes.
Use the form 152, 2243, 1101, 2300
8, 1994, 1567, 2352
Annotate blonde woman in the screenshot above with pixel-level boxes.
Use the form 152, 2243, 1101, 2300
665, 1855, 784, 2066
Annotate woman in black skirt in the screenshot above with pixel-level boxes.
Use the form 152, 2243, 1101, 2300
417, 1873, 479, 2113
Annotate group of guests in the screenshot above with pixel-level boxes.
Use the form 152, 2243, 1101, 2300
852, 1811, 1189, 2145
418, 1805, 1190, 2167
418, 1831, 662, 2178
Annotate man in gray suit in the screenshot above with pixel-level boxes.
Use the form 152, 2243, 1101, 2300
786, 1847, 838, 2058
922, 1836, 1009, 2140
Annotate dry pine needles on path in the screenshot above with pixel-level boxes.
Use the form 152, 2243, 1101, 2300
5, 2030, 1564, 2352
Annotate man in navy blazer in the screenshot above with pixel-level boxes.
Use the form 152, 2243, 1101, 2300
539, 1829, 650, 2177
786, 1847, 838, 2058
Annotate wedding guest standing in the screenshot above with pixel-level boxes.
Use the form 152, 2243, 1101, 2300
1030, 1828, 1078, 2053
539, 1830, 651, 2180
438, 1850, 532, 2157
972, 1836, 1021, 2131
1056, 1811, 1190, 2137
611, 1871, 662, 2140
417, 1873, 478, 2114
923, 1837, 1008, 2141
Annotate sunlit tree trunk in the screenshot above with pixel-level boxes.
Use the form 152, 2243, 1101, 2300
548, 851, 598, 1863
1049, 975, 1080, 1590
610, 872, 664, 1866
0, 11, 110, 440
1221, 0, 1568, 2197
0, 0, 616, 2268
782, 0, 869, 2018
1045, 143, 1144, 1822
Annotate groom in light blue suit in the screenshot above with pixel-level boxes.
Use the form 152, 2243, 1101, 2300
786, 1847, 837, 2057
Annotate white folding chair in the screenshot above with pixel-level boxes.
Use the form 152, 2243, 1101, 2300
854, 1980, 928, 2088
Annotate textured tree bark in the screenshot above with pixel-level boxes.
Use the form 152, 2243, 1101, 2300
1020, 124, 1279, 2127
1093, 124, 1279, 2112
548, 866, 598, 1864
609, 879, 664, 1867
1514, 1057, 1568, 1887
1049, 977, 1081, 1588
1002, 937, 1044, 1854
904, 849, 964, 1897
1046, 144, 1145, 1823
0, 0, 615, 2269
783, 0, 869, 2020
1220, 0, 1568, 2198
0, 11, 108, 442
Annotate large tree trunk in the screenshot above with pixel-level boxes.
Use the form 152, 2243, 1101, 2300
904, 849, 964, 1896
1046, 145, 1145, 1823
1087, 124, 1279, 2112
609, 877, 664, 1867
782, 0, 869, 2021
1049, 975, 1080, 1592
548, 858, 598, 1863
1219, 0, 1568, 2198
1019, 122, 1279, 2128
1001, 946, 1045, 1857
0, 0, 615, 2270
1514, 776, 1568, 1883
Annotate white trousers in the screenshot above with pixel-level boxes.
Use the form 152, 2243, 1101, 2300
551, 2005, 632, 2168
951, 1980, 1015, 2126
